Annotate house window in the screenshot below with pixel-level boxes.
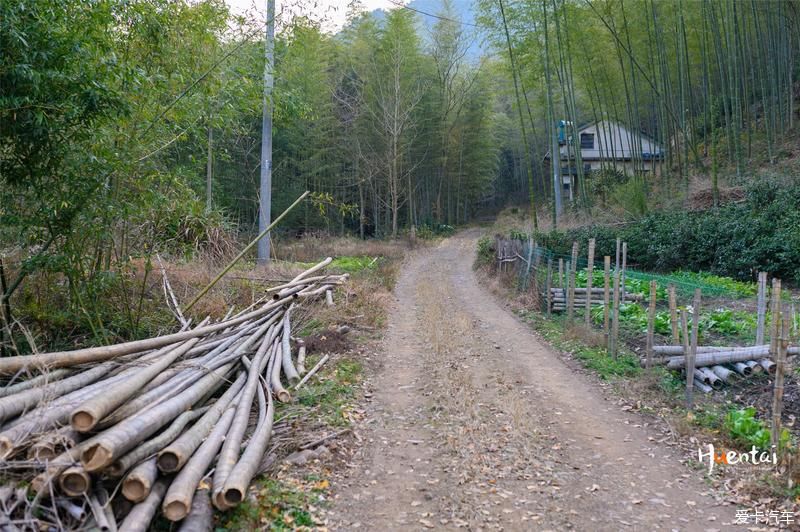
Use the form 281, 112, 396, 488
580, 133, 594, 149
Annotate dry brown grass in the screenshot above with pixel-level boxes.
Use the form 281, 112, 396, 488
274, 234, 408, 263
563, 323, 607, 349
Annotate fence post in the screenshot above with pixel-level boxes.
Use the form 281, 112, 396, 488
756, 272, 767, 345
668, 284, 679, 345
546, 258, 553, 316
646, 280, 657, 369
610, 269, 620, 357
603, 256, 611, 341
681, 309, 691, 408
558, 258, 564, 289
686, 289, 701, 410
615, 237, 621, 271
770, 278, 782, 355
585, 238, 595, 327
772, 302, 788, 447
620, 242, 628, 303
567, 242, 579, 322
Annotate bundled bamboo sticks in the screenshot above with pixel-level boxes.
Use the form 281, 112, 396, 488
0, 258, 346, 530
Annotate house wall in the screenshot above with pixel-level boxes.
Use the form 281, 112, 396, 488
559, 120, 663, 177
586, 160, 662, 176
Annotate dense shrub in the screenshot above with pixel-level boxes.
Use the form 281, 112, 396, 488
534, 182, 800, 283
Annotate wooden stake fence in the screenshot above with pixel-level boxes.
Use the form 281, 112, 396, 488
756, 272, 767, 345
585, 239, 595, 327
771, 303, 788, 447
686, 289, 701, 409
546, 258, 553, 316
610, 270, 620, 357
567, 242, 579, 322
603, 256, 611, 340
645, 280, 657, 369
668, 284, 679, 344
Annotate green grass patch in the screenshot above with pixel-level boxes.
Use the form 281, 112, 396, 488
295, 358, 362, 427
216, 478, 319, 531
521, 311, 641, 380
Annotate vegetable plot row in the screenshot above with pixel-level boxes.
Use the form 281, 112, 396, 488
0, 258, 345, 531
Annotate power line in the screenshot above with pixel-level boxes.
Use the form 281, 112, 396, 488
384, 0, 481, 28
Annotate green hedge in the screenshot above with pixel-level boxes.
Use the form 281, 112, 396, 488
534, 182, 800, 284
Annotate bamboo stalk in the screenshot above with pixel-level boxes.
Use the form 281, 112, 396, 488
108, 407, 208, 477
122, 458, 159, 503
178, 488, 213, 532
119, 477, 169, 532
71, 337, 201, 432
222, 381, 274, 506
546, 258, 553, 316
668, 284, 679, 344
610, 270, 620, 357
184, 191, 311, 312
157, 372, 246, 473
567, 242, 578, 322
163, 406, 236, 520
585, 239, 595, 326
603, 256, 610, 340
771, 304, 789, 446
645, 280, 657, 369
756, 272, 767, 345
81, 362, 234, 472
296, 340, 307, 375
281, 307, 300, 384
295, 354, 330, 391
681, 309, 691, 407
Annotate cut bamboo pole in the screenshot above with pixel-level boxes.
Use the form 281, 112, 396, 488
681, 309, 691, 407
108, 407, 207, 477
296, 340, 307, 375
620, 242, 628, 302
771, 304, 789, 447
281, 308, 300, 384
81, 362, 234, 472
585, 239, 595, 326
756, 272, 767, 345
222, 382, 274, 506
668, 284, 679, 344
119, 477, 169, 532
164, 406, 236, 520
71, 337, 201, 432
546, 258, 553, 316
59, 465, 91, 497
568, 242, 578, 322
610, 270, 620, 357
295, 354, 330, 391
157, 372, 246, 473
733, 362, 752, 376
122, 458, 158, 503
770, 278, 782, 356
0, 298, 287, 375
687, 290, 701, 409
558, 258, 564, 289
603, 257, 610, 340
645, 280, 657, 369
183, 190, 311, 312
615, 237, 621, 271
178, 488, 213, 532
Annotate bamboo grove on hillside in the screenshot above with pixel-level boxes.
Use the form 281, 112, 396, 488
479, 0, 799, 222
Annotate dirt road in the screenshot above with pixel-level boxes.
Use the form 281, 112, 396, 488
328, 230, 734, 531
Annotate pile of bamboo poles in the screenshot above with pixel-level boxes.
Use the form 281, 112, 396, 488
650, 344, 798, 392
0, 258, 346, 531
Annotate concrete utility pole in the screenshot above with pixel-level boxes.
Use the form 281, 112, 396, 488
257, 0, 275, 264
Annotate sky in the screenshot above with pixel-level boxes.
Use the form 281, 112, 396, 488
224, 0, 401, 32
